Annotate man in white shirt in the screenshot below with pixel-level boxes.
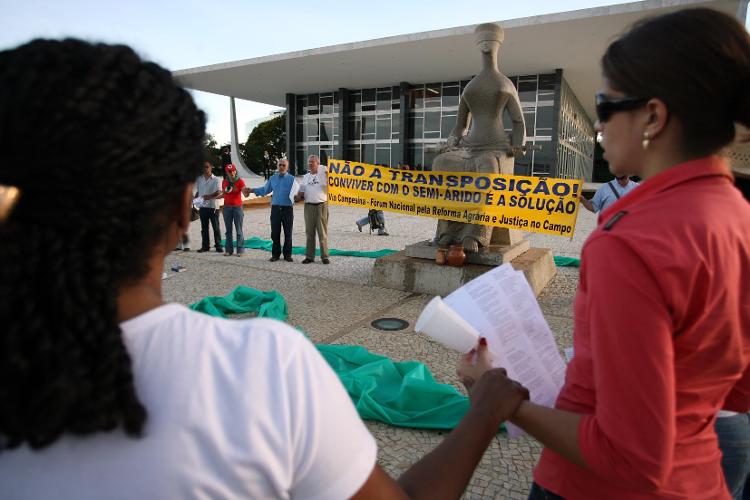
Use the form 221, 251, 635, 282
194, 161, 223, 253
297, 155, 330, 264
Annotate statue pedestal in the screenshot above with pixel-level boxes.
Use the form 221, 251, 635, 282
405, 239, 530, 266
373, 246, 557, 297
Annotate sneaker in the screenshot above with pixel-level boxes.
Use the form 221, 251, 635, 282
356, 222, 363, 233
284, 256, 294, 262
301, 258, 314, 264
322, 258, 330, 264
197, 248, 210, 253
378, 231, 389, 236
215, 247, 224, 253
269, 256, 280, 262
182, 247, 190, 252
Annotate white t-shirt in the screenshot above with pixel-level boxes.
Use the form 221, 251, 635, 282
0, 305, 377, 500
300, 166, 328, 204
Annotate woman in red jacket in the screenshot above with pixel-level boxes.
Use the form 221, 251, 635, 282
461, 8, 750, 499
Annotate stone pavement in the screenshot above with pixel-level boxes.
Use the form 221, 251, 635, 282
163, 203, 597, 499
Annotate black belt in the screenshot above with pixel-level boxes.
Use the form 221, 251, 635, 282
306, 202, 326, 206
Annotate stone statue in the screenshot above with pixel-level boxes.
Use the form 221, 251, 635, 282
433, 23, 525, 252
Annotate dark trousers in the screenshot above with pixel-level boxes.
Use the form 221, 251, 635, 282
528, 483, 565, 500
199, 207, 222, 250
270, 205, 293, 258
716, 413, 750, 500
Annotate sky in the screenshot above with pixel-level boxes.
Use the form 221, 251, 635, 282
2, 0, 748, 144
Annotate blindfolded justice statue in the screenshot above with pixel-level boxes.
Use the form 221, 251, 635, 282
432, 23, 533, 253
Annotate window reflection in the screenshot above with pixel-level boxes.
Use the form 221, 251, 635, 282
293, 72, 593, 178
377, 118, 391, 140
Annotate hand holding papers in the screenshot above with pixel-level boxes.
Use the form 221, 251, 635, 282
191, 196, 204, 206
416, 264, 567, 437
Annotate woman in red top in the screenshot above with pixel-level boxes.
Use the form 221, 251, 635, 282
219, 163, 251, 256
460, 8, 750, 499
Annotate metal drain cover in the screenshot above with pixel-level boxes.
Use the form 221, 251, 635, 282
371, 318, 409, 331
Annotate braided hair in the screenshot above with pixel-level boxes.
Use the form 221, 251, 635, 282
0, 39, 205, 450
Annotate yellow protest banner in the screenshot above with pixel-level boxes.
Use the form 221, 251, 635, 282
326, 159, 582, 237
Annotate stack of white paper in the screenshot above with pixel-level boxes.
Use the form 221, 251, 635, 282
442, 263, 567, 437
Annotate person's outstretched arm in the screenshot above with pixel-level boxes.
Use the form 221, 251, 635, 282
352, 367, 529, 500
579, 194, 596, 213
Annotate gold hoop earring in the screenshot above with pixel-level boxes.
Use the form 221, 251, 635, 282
0, 184, 21, 224
642, 132, 650, 150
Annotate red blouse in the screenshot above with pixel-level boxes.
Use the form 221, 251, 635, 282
535, 157, 750, 499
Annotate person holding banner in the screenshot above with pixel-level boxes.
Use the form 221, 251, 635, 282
459, 8, 750, 499
297, 154, 330, 264
579, 174, 638, 213
252, 158, 296, 262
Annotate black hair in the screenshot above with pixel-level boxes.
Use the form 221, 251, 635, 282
602, 8, 750, 156
0, 39, 205, 449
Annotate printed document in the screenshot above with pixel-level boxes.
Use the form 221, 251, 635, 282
444, 263, 566, 437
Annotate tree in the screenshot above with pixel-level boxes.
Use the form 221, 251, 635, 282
203, 134, 224, 176
243, 113, 286, 178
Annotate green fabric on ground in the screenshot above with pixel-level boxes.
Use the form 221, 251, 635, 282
189, 285, 470, 430
317, 344, 469, 429
226, 236, 581, 265
222, 236, 397, 258
553, 256, 580, 267
189, 287, 288, 319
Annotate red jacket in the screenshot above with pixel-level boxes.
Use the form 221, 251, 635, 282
535, 157, 750, 499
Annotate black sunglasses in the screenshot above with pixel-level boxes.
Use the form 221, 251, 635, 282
595, 92, 648, 122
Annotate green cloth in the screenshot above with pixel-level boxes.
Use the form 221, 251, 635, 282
225, 236, 581, 265
553, 256, 580, 267
223, 236, 397, 258
189, 285, 470, 430
317, 344, 470, 429
189, 287, 288, 319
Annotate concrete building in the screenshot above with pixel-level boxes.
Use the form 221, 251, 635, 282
175, 0, 748, 179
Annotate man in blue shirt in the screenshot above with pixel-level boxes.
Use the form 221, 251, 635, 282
253, 158, 297, 262
580, 175, 639, 213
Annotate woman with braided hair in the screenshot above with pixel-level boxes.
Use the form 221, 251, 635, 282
0, 39, 529, 499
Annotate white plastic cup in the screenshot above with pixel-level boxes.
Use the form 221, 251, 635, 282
415, 296, 480, 353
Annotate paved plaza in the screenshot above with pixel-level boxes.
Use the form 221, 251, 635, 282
163, 203, 597, 499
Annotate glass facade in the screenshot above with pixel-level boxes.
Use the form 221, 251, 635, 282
405, 75, 556, 172
407, 81, 460, 170
294, 91, 340, 172
557, 78, 595, 180
289, 71, 596, 179
345, 87, 401, 167
513, 74, 556, 176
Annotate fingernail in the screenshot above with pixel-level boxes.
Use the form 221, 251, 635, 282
479, 337, 487, 346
